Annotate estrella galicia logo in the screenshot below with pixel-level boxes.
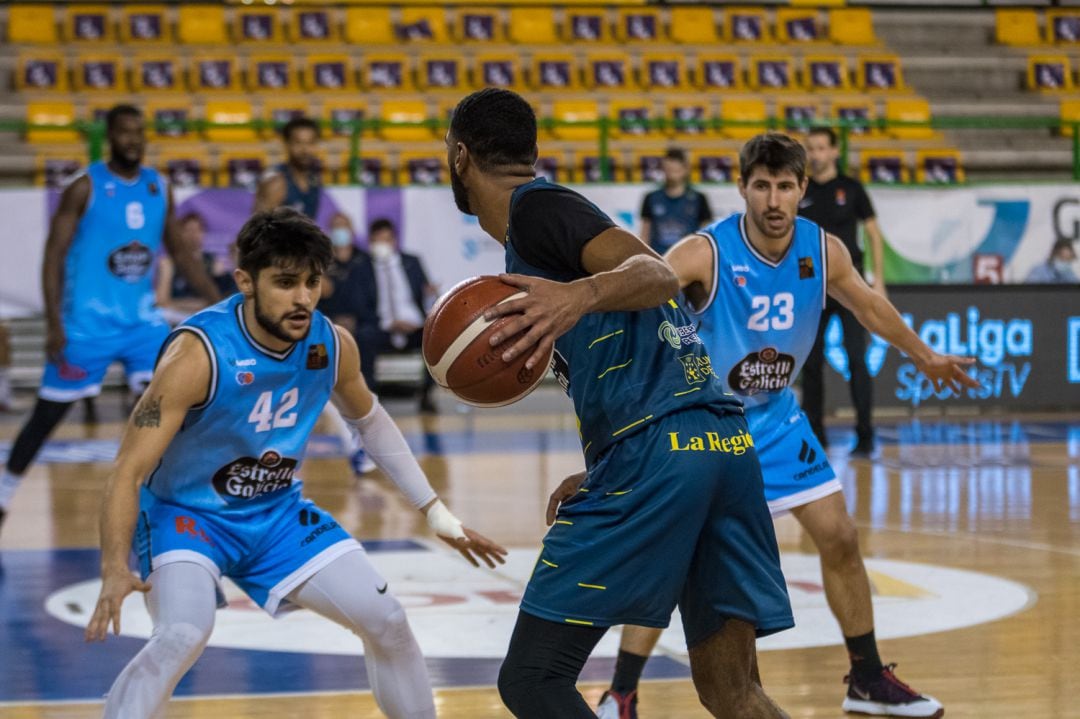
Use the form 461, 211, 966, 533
727, 347, 796, 395
212, 450, 297, 500
107, 241, 153, 282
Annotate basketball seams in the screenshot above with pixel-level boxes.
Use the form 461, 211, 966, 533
426, 291, 528, 387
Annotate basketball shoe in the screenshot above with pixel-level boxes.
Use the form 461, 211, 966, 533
843, 664, 944, 717
596, 689, 637, 719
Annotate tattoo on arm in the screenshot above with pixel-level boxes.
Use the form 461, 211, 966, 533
133, 396, 162, 428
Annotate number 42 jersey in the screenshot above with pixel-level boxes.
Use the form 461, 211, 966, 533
693, 213, 827, 414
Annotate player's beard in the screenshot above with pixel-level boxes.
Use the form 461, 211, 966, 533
449, 163, 473, 215
253, 292, 311, 344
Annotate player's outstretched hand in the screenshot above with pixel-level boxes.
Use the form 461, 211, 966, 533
484, 273, 589, 372
918, 353, 980, 394
440, 526, 508, 569
85, 570, 151, 643
546, 471, 587, 526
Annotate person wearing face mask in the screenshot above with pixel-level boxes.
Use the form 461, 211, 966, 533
1026, 238, 1079, 283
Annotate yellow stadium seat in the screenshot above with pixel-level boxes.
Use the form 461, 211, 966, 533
884, 98, 934, 140
857, 55, 904, 91
65, 5, 113, 43
777, 97, 823, 133
35, 150, 88, 188
262, 98, 311, 139
305, 55, 356, 92
535, 154, 568, 184
616, 8, 661, 43
915, 149, 964, 184
146, 100, 197, 142
398, 152, 446, 186
322, 99, 368, 139
235, 8, 282, 44
583, 53, 632, 91
690, 151, 737, 183
456, 7, 503, 42
157, 148, 212, 188
641, 54, 688, 91
350, 152, 390, 186
695, 54, 742, 90
1046, 10, 1080, 44
191, 55, 240, 92
509, 8, 557, 44
204, 99, 257, 142
726, 7, 769, 42
25, 101, 79, 144
1028, 55, 1072, 91
379, 100, 431, 141
120, 5, 168, 43
748, 56, 796, 91
397, 7, 448, 43
217, 149, 269, 190
551, 100, 600, 141
290, 8, 337, 43
363, 54, 412, 91
629, 151, 667, 183
776, 9, 820, 43
435, 99, 458, 129
474, 54, 523, 90
670, 6, 718, 44
417, 55, 466, 91
572, 151, 619, 184
8, 5, 58, 44
177, 5, 227, 44
608, 100, 655, 138
831, 97, 876, 136
563, 7, 609, 43
74, 54, 126, 92
530, 53, 578, 91
720, 98, 767, 139
995, 9, 1041, 46
804, 55, 850, 91
344, 7, 394, 45
859, 150, 908, 184
247, 55, 299, 93
17, 53, 68, 92
665, 98, 714, 137
829, 9, 877, 45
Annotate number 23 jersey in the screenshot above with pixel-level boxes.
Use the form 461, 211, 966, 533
693, 213, 827, 412
146, 294, 340, 516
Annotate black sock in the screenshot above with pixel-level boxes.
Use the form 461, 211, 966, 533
845, 630, 884, 678
611, 649, 648, 695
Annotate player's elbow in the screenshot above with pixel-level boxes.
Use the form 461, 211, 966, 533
652, 259, 681, 302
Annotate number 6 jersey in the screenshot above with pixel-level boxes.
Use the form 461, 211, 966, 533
693, 213, 827, 412
146, 294, 340, 516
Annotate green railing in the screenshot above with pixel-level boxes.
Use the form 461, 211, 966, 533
4, 115, 1077, 182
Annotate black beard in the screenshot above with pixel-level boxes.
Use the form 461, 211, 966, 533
109, 151, 141, 173
449, 163, 473, 215
253, 292, 309, 344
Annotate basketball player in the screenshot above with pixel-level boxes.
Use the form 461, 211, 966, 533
0, 105, 220, 535
86, 208, 506, 719
449, 88, 792, 719
589, 134, 973, 719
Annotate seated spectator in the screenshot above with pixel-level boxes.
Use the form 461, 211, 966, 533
318, 212, 377, 341
156, 212, 232, 321
1026, 239, 1079, 283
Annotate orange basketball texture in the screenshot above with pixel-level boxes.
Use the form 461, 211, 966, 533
422, 276, 553, 407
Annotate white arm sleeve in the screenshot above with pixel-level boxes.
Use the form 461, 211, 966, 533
345, 397, 437, 510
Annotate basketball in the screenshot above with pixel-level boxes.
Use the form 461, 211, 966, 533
422, 276, 552, 407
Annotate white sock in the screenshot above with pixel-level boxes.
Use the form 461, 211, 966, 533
0, 469, 22, 510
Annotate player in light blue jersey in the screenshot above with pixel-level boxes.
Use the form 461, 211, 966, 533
593, 135, 977, 719
0, 105, 220, 536
85, 208, 506, 719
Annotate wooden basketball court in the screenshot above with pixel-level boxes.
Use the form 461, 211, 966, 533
1, 390, 1078, 718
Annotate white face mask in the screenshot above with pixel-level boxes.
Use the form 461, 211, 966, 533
370, 242, 394, 261
330, 228, 353, 248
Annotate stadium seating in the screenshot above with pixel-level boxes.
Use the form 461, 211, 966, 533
1028, 55, 1072, 91
217, 149, 269, 190
398, 153, 446, 185
551, 100, 600, 141
775, 9, 820, 43
35, 150, 88, 188
417, 55, 466, 92
354, 153, 391, 186
857, 55, 905, 91
641, 54, 688, 91
885, 98, 934, 140
831, 98, 877, 135
1046, 10, 1080, 44
572, 151, 618, 183
670, 6, 718, 44
828, 8, 877, 45
262, 98, 309, 139
777, 97, 824, 133
804, 56, 850, 91
563, 7, 610, 43
25, 101, 80, 144
583, 53, 633, 91
608, 100, 654, 138
397, 7, 448, 43
616, 8, 662, 43
157, 148, 212, 188
290, 8, 337, 43
995, 9, 1041, 47
362, 55, 412, 91
915, 149, 964, 184
344, 7, 394, 45
378, 100, 431, 141
17, 53, 68, 92
248, 56, 299, 93
74, 54, 127, 93
695, 55, 742, 91
629, 151, 666, 183
177, 5, 227, 44
203, 99, 257, 143
690, 151, 738, 183
749, 56, 796, 92
530, 53, 578, 91
234, 7, 283, 44
474, 54, 522, 90
456, 7, 503, 43
665, 98, 712, 137
860, 149, 909, 184
720, 98, 767, 139
305, 55, 356, 93
64, 5, 113, 43
8, 4, 58, 44
322, 99, 368, 138
1059, 99, 1080, 136
726, 7, 769, 43
146, 100, 197, 142
120, 5, 169, 43
132, 54, 181, 93
191, 56, 241, 93
534, 154, 567, 183
508, 8, 557, 44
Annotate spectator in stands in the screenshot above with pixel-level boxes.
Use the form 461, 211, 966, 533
1026, 239, 1079, 283
253, 116, 322, 217
155, 212, 231, 321
639, 148, 714, 254
358, 219, 438, 414
318, 212, 377, 344
800, 126, 887, 458
0, 323, 12, 412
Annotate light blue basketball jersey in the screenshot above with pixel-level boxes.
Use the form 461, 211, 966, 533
694, 213, 827, 422
146, 294, 340, 517
63, 161, 168, 340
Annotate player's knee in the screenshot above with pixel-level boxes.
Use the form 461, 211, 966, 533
352, 598, 415, 654
819, 516, 861, 567
150, 621, 211, 668
496, 656, 534, 715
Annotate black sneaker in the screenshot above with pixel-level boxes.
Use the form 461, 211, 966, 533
843, 664, 943, 717
850, 438, 875, 459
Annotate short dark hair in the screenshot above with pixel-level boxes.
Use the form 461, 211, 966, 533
178, 212, 205, 230
449, 88, 538, 169
739, 133, 807, 183
105, 104, 142, 133
236, 207, 332, 277
663, 147, 688, 164
368, 218, 396, 237
281, 116, 320, 142
1051, 238, 1076, 258
808, 126, 838, 147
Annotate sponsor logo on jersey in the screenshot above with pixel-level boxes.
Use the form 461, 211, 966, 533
212, 450, 298, 500
107, 241, 153, 282
678, 353, 718, 384
306, 343, 329, 369
668, 428, 754, 454
658, 321, 703, 350
551, 349, 570, 393
236, 371, 254, 386
235, 358, 257, 367
799, 256, 815, 279
727, 346, 796, 394
835, 188, 847, 206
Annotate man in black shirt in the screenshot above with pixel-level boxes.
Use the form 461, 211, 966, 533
640, 148, 714, 255
798, 127, 887, 457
